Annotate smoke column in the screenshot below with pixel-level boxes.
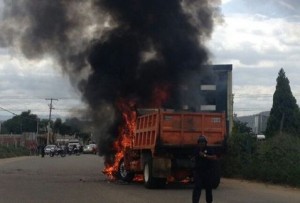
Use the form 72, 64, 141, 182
0, 0, 222, 156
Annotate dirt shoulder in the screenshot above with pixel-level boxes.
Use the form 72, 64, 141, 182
0, 156, 32, 165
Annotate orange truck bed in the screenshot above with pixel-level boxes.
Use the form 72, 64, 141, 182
132, 109, 226, 150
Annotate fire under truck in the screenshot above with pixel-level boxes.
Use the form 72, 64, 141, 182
116, 108, 227, 188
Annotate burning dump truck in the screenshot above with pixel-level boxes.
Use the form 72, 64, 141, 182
103, 107, 226, 189
0, 0, 227, 189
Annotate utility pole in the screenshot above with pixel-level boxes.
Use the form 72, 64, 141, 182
46, 98, 58, 145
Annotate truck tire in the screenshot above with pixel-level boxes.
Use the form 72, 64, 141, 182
117, 158, 134, 182
143, 158, 166, 189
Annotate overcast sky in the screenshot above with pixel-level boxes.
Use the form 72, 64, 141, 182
209, 0, 300, 116
0, 0, 299, 121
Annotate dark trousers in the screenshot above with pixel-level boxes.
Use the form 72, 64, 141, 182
192, 171, 213, 203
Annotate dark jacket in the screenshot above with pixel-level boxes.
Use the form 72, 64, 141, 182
194, 146, 214, 174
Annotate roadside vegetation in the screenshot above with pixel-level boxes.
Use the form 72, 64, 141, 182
0, 111, 92, 144
222, 132, 300, 187
0, 145, 30, 159
223, 68, 300, 187
0, 111, 92, 159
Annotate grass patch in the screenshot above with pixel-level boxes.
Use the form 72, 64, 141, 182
0, 145, 30, 158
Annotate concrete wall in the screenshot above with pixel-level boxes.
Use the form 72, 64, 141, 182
0, 133, 40, 149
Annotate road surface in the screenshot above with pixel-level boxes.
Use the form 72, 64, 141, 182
0, 155, 299, 203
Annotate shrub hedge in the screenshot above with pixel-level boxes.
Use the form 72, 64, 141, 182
222, 133, 300, 187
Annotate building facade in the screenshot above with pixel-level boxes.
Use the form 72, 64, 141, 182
237, 111, 270, 134
179, 64, 233, 135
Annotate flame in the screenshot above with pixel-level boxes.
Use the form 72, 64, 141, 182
133, 174, 144, 182
167, 173, 192, 185
180, 177, 192, 184
102, 98, 137, 180
102, 83, 171, 181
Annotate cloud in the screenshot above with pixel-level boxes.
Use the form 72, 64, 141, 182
234, 85, 275, 107
0, 0, 299, 120
0, 51, 84, 120
210, 1, 300, 116
224, 0, 300, 17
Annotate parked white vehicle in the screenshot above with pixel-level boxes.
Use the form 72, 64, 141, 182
44, 145, 57, 155
67, 142, 82, 155
256, 134, 266, 141
83, 144, 97, 154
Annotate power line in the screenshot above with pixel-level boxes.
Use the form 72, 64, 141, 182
0, 97, 79, 100
0, 106, 18, 116
0, 106, 40, 127
234, 94, 300, 98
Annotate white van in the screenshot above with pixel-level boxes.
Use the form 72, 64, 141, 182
256, 134, 266, 140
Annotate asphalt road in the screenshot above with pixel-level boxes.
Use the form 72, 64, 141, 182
0, 155, 300, 203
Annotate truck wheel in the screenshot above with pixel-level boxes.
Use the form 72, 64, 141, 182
117, 158, 134, 182
144, 159, 155, 188
144, 159, 166, 189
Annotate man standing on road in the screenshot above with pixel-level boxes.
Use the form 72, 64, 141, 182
41, 144, 45, 158
192, 135, 218, 203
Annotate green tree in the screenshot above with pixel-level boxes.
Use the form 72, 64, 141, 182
265, 68, 300, 137
53, 118, 63, 134
63, 117, 85, 136
2, 111, 38, 134
38, 119, 50, 134
222, 119, 255, 177
63, 117, 93, 141
232, 120, 253, 135
52, 118, 73, 135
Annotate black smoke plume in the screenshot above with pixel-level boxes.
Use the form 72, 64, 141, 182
0, 0, 222, 157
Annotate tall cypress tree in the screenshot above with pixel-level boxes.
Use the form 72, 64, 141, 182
265, 68, 300, 137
